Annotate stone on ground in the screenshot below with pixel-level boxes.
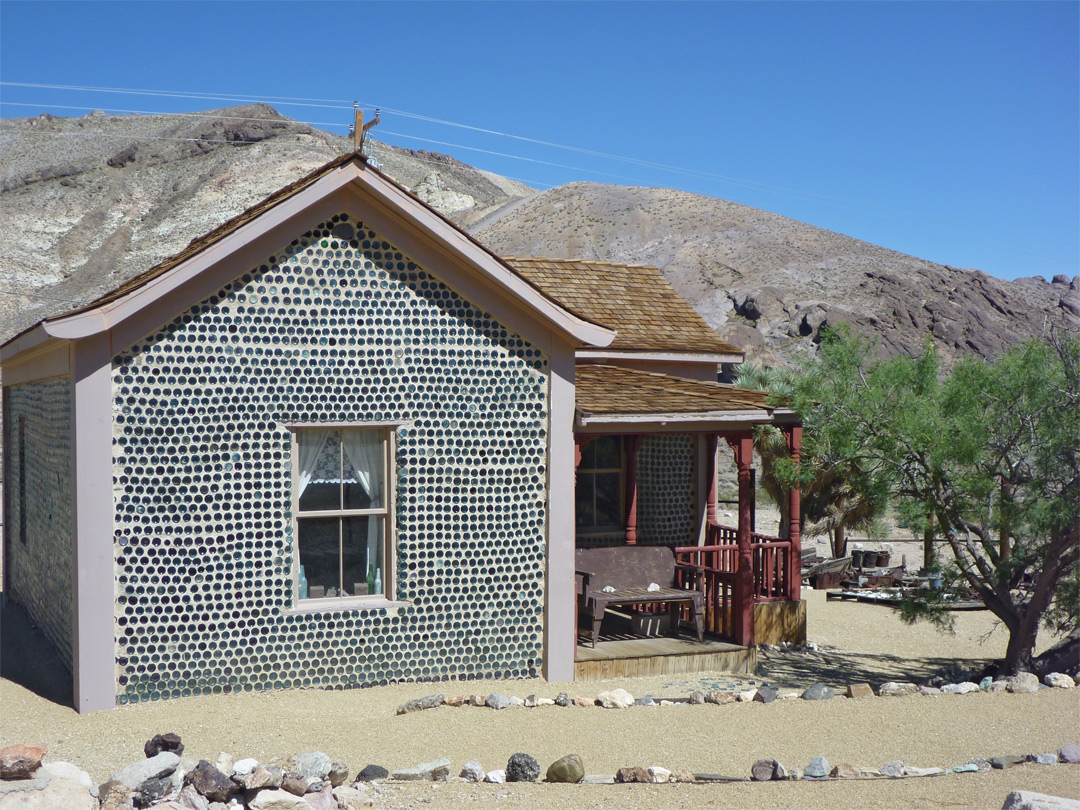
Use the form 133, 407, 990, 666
1007, 673, 1040, 693
646, 766, 671, 783
846, 683, 873, 699
248, 789, 308, 810
545, 755, 584, 783
182, 760, 234, 802
485, 693, 511, 710
0, 766, 95, 810
1001, 791, 1080, 810
355, 764, 389, 782
391, 757, 450, 782
111, 752, 180, 789
1044, 673, 1075, 689
754, 686, 778, 703
804, 756, 830, 779
879, 682, 919, 697
802, 683, 835, 700
459, 760, 485, 782
505, 753, 540, 782
990, 755, 1027, 769
333, 785, 375, 809
0, 744, 47, 780
615, 766, 650, 783
1058, 745, 1080, 764
483, 770, 505, 784
144, 733, 184, 759
396, 694, 445, 715
596, 688, 634, 708
751, 759, 783, 781
942, 682, 981, 694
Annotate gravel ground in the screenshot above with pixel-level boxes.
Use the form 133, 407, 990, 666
1, 590, 1076, 810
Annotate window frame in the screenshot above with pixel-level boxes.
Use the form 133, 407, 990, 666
575, 435, 625, 535
286, 422, 402, 612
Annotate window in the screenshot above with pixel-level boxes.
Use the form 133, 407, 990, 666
575, 435, 623, 531
292, 427, 392, 603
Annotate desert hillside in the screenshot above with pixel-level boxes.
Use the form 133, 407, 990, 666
1, 104, 1075, 365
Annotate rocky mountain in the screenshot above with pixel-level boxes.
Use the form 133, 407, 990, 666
1, 104, 1074, 365
0, 104, 532, 345
472, 183, 1077, 366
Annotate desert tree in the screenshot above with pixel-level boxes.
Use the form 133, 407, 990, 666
789, 328, 1078, 675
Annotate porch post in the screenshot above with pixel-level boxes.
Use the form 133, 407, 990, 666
623, 435, 642, 545
785, 425, 803, 602
705, 434, 718, 529
727, 433, 755, 647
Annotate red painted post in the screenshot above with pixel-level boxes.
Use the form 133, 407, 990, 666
786, 425, 803, 602
726, 433, 755, 647
705, 433, 718, 531
624, 435, 642, 545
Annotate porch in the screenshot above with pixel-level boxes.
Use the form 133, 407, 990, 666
573, 608, 756, 680
572, 423, 805, 669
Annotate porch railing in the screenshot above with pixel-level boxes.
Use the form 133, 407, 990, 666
675, 523, 793, 640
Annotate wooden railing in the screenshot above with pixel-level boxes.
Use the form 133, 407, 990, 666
676, 524, 793, 640
675, 543, 737, 638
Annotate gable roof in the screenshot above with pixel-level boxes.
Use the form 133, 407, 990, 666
575, 363, 773, 420
502, 257, 740, 356
4, 154, 615, 354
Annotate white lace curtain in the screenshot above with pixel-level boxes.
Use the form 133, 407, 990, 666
341, 430, 384, 573
297, 430, 332, 498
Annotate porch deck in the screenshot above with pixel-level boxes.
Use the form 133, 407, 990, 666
573, 616, 756, 681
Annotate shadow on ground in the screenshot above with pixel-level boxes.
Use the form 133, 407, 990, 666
0, 597, 74, 708
757, 646, 996, 691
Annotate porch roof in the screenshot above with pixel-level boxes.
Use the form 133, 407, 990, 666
501, 257, 741, 356
575, 364, 777, 425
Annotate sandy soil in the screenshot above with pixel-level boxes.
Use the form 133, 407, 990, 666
1, 591, 1076, 810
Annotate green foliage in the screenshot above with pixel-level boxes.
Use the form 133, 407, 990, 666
778, 326, 1080, 673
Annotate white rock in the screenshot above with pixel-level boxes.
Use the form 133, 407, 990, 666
508, 696, 524, 706
878, 682, 919, 697
646, 766, 671, 783
332, 786, 375, 809
1044, 673, 1075, 689
597, 688, 634, 708
248, 789, 308, 810
484, 769, 506, 784
902, 766, 946, 777
536, 698, 555, 706
42, 761, 92, 788
232, 758, 259, 775
0, 767, 96, 809
737, 689, 757, 702
214, 753, 234, 776
1007, 672, 1040, 693
1001, 790, 1080, 810
459, 761, 485, 782
941, 682, 981, 694
777, 690, 802, 700
110, 751, 180, 788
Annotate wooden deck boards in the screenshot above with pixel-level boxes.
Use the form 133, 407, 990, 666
573, 628, 756, 681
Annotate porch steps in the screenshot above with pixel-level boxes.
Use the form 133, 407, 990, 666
574, 631, 756, 681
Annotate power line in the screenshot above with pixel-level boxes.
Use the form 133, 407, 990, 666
1, 83, 1070, 264
0, 101, 346, 130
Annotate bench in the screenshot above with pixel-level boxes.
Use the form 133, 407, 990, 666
576, 545, 705, 647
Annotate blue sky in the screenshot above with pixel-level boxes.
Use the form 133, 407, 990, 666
1, 1, 1076, 282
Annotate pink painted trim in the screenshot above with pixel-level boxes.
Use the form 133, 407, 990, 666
544, 341, 578, 683
70, 335, 117, 712
576, 350, 742, 365
0, 325, 53, 363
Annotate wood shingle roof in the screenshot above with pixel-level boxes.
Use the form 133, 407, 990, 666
575, 364, 773, 417
501, 257, 740, 356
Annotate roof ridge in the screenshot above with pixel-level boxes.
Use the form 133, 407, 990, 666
501, 256, 659, 270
